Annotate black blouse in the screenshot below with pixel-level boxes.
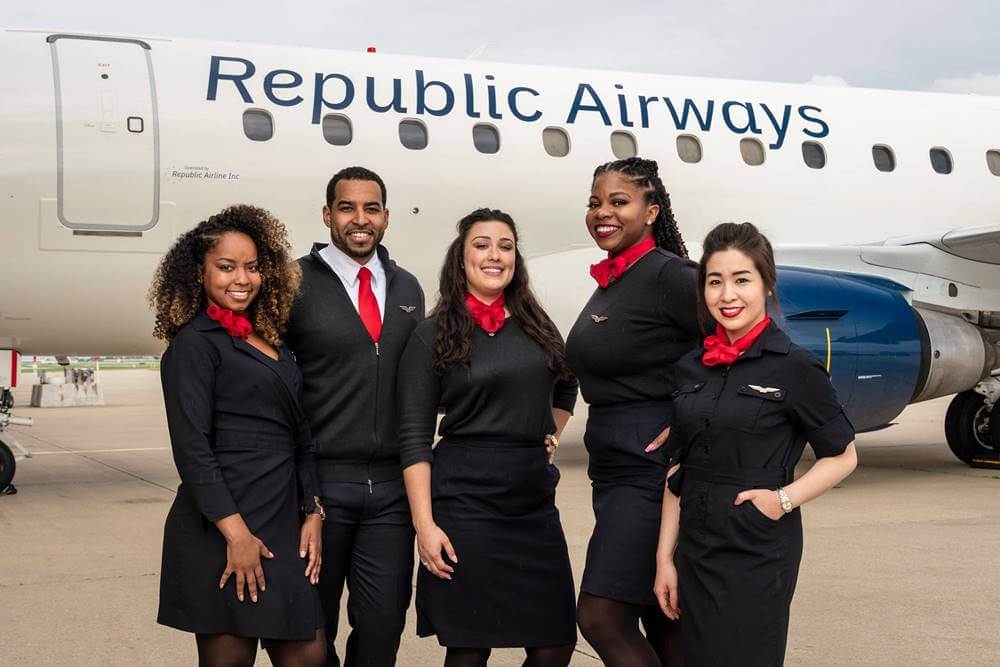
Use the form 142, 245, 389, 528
397, 317, 579, 468
565, 248, 704, 407
668, 322, 855, 494
160, 313, 321, 521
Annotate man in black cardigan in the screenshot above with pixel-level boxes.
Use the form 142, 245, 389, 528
285, 166, 425, 667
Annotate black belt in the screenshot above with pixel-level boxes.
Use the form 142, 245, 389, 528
668, 463, 789, 495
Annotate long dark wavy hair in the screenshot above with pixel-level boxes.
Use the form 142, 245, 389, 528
431, 208, 570, 378
592, 157, 688, 258
148, 204, 301, 344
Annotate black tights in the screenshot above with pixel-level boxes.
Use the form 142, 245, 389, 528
444, 644, 575, 667
577, 593, 682, 667
195, 629, 327, 667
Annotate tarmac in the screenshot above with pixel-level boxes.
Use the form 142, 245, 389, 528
1, 369, 998, 666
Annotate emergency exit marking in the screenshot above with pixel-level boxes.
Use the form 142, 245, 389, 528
127, 116, 144, 133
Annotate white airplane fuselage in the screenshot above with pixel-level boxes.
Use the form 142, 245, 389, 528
2, 28, 999, 356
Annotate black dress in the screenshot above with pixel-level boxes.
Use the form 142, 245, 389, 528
565, 248, 702, 606
668, 322, 855, 666
157, 312, 324, 641
397, 317, 578, 648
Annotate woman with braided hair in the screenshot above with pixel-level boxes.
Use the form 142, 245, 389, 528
150, 205, 326, 667
566, 157, 703, 666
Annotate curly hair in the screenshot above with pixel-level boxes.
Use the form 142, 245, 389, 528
148, 204, 301, 345
592, 157, 688, 258
431, 208, 570, 378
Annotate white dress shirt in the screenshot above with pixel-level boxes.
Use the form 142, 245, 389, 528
318, 243, 387, 320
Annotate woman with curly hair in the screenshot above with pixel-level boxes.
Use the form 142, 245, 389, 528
397, 209, 578, 667
149, 204, 326, 667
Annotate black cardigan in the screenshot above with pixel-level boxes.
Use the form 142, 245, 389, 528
284, 243, 425, 484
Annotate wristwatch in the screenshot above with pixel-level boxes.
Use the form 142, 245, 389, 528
304, 495, 326, 521
545, 433, 560, 450
777, 487, 793, 513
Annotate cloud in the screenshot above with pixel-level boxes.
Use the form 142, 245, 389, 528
930, 73, 1000, 95
806, 75, 850, 87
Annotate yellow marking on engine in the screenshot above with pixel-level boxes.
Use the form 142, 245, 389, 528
825, 327, 832, 372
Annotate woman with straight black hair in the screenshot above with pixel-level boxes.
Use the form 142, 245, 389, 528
566, 157, 703, 666
398, 208, 578, 667
655, 222, 858, 666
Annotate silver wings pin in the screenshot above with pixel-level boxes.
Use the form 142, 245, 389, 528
748, 384, 781, 394
591, 314, 608, 323
399, 305, 417, 313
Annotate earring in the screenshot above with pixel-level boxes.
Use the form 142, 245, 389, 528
768, 291, 773, 297
645, 220, 654, 226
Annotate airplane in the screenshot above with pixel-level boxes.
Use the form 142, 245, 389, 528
1, 28, 999, 490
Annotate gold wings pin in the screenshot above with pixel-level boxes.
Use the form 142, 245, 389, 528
591, 314, 608, 323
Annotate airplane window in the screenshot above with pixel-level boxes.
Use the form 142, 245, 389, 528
987, 150, 1000, 177
740, 138, 765, 166
930, 148, 953, 174
542, 127, 570, 157
801, 141, 826, 169
242, 109, 273, 142
676, 135, 702, 163
872, 145, 895, 172
473, 123, 500, 154
611, 131, 638, 159
322, 114, 352, 146
399, 119, 428, 150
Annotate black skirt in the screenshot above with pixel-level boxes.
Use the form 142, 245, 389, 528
157, 434, 324, 641
676, 478, 803, 666
416, 438, 577, 648
581, 400, 671, 607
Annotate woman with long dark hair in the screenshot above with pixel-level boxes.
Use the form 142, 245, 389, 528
654, 222, 857, 665
149, 205, 326, 667
398, 208, 578, 667
566, 157, 703, 665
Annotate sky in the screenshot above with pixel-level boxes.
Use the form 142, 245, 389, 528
4, 0, 1000, 94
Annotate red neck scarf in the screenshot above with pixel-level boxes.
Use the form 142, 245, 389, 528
465, 293, 506, 335
589, 235, 656, 288
206, 304, 254, 340
701, 315, 772, 367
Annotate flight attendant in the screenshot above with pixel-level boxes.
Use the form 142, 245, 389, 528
397, 208, 578, 667
284, 166, 425, 667
565, 157, 702, 666
654, 222, 858, 666
150, 205, 326, 667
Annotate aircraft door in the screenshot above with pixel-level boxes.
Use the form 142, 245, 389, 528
49, 35, 159, 231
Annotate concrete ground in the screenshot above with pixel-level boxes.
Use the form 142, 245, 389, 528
1, 370, 998, 666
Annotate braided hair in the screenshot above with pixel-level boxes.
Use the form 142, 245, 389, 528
592, 157, 688, 258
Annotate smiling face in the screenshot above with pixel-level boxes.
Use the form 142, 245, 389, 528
586, 171, 659, 254
323, 178, 389, 263
463, 220, 516, 303
201, 231, 261, 313
704, 248, 769, 341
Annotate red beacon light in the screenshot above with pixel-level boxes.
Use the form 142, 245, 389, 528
367, 46, 377, 53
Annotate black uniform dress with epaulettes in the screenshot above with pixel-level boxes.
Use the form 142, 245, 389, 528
397, 316, 578, 648
667, 321, 855, 666
157, 312, 323, 641
565, 247, 703, 606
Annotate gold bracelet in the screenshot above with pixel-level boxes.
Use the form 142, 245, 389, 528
545, 433, 560, 449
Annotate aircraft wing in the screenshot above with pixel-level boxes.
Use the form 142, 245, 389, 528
773, 223, 1000, 319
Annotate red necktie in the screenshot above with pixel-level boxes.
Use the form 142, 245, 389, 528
357, 267, 382, 342
589, 235, 656, 288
